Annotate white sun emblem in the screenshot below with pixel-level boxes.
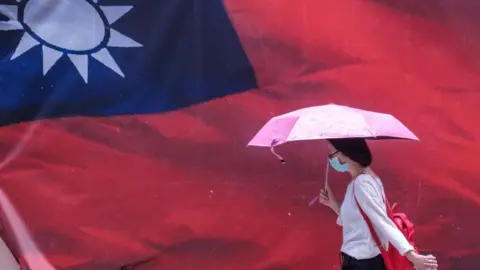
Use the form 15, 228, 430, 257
0, 0, 142, 83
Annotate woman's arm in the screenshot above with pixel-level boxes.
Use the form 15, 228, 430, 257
353, 176, 414, 255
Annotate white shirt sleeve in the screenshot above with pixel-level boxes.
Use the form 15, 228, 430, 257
354, 175, 414, 256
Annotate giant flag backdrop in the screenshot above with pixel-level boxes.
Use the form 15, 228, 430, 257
0, 0, 479, 269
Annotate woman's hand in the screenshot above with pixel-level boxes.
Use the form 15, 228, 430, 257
405, 250, 438, 270
319, 184, 340, 215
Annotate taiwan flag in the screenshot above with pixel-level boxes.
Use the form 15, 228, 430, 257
0, 0, 480, 269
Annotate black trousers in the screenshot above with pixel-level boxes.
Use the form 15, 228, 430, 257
340, 252, 387, 270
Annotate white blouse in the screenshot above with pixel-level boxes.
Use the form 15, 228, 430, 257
337, 174, 414, 259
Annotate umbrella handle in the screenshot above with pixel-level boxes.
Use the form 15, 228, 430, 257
309, 196, 319, 206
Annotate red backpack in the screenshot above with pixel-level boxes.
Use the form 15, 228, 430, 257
353, 179, 417, 270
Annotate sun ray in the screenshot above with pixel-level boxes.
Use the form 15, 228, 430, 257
42, 46, 63, 75
0, 20, 23, 31
100, 6, 133, 24
11, 33, 39, 60
67, 54, 89, 83
92, 48, 124, 77
108, 29, 142, 48
0, 5, 18, 21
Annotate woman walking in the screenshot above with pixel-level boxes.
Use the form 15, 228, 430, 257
319, 138, 438, 270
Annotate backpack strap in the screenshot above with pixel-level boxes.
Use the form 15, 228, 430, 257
352, 181, 384, 250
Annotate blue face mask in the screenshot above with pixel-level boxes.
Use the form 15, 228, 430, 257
329, 157, 349, 172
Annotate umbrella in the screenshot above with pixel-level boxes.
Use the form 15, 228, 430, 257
248, 104, 418, 148
248, 104, 418, 160
247, 104, 419, 205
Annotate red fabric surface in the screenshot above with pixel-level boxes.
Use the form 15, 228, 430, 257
1, 0, 479, 269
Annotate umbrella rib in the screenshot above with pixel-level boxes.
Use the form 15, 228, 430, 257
283, 116, 302, 142
366, 126, 376, 138
361, 114, 377, 138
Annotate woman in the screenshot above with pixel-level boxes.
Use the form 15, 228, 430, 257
319, 138, 438, 270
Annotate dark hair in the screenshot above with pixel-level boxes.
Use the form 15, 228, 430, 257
328, 138, 372, 168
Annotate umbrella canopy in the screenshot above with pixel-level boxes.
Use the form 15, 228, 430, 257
248, 104, 418, 148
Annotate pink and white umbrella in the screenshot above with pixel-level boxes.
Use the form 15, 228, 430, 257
248, 104, 418, 149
